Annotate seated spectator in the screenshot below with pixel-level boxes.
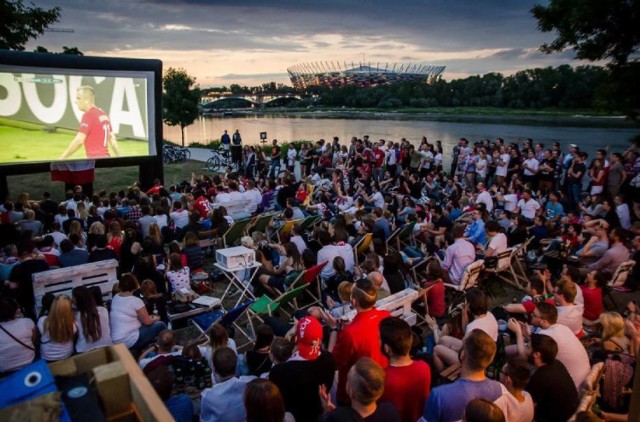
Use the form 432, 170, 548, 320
110, 273, 166, 350
438, 223, 475, 285
58, 238, 89, 267
429, 288, 498, 374
581, 270, 605, 323
165, 252, 191, 293
138, 329, 182, 369
553, 278, 584, 336
38, 295, 77, 362
245, 324, 274, 377
484, 220, 507, 257
369, 271, 390, 300
325, 256, 354, 301
493, 359, 534, 422
89, 234, 118, 263
72, 286, 112, 353
147, 364, 194, 422
139, 279, 169, 324
199, 323, 238, 373
243, 378, 295, 422
270, 316, 336, 422
319, 357, 401, 421
525, 334, 579, 422
200, 346, 256, 422
379, 317, 431, 422
0, 296, 36, 374
182, 231, 204, 272
598, 312, 631, 355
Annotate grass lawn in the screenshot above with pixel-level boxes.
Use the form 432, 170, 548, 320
6, 160, 208, 202
0, 118, 148, 163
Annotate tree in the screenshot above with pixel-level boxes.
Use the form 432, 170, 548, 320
531, 0, 639, 66
162, 68, 200, 147
61, 46, 83, 56
0, 0, 61, 50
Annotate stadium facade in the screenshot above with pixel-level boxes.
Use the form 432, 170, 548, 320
287, 62, 446, 89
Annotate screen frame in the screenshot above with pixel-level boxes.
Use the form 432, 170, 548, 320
0, 50, 163, 175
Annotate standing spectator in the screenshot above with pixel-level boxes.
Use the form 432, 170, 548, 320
379, 317, 431, 422
566, 152, 587, 211
328, 278, 391, 405
525, 334, 579, 422
607, 152, 626, 198
270, 316, 336, 422
422, 330, 502, 422
319, 357, 401, 422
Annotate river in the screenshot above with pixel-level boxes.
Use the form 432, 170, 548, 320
163, 113, 639, 168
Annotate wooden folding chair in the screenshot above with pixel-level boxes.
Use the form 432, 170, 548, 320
604, 260, 635, 310
221, 217, 254, 248
483, 247, 520, 293
444, 259, 485, 302
353, 232, 373, 266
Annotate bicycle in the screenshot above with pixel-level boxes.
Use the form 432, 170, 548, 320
204, 148, 231, 172
163, 145, 191, 163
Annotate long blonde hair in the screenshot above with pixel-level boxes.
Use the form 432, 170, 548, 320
44, 295, 75, 343
68, 220, 84, 238
601, 312, 625, 342
148, 223, 162, 245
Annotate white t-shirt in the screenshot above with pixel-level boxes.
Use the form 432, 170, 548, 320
242, 189, 263, 214
523, 158, 539, 176
503, 194, 518, 212
38, 315, 77, 361
287, 148, 297, 166
538, 323, 591, 390
496, 153, 511, 176
465, 312, 499, 341
110, 294, 144, 348
290, 235, 307, 255
488, 233, 508, 254
493, 384, 535, 422
0, 318, 35, 372
476, 190, 493, 212
170, 209, 189, 229
516, 198, 540, 220
317, 245, 343, 280
616, 203, 631, 230
557, 304, 584, 335
155, 214, 168, 230
372, 191, 384, 208
75, 306, 113, 353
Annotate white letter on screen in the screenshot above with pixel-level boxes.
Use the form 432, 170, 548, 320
0, 73, 22, 116
110, 78, 146, 138
22, 74, 67, 124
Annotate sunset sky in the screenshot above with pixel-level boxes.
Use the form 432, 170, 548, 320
28, 0, 595, 87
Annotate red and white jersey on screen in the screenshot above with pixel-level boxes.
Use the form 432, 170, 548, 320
79, 107, 112, 158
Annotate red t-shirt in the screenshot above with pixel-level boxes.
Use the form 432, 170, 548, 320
581, 285, 603, 320
426, 282, 446, 318
79, 107, 112, 158
380, 360, 431, 422
193, 195, 212, 218
373, 149, 385, 167
333, 308, 391, 404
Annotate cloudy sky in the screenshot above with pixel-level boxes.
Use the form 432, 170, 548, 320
28, 0, 591, 87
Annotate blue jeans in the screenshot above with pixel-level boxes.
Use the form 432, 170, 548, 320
132, 321, 166, 350
269, 160, 280, 178
569, 182, 582, 211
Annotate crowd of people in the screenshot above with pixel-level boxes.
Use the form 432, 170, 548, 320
1, 133, 640, 421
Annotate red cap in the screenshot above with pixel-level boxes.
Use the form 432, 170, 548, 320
296, 316, 323, 360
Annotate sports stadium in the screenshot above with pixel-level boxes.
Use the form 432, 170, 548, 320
287, 62, 446, 89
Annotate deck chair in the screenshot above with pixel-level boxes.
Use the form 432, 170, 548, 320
353, 232, 373, 266
286, 261, 328, 307
604, 260, 635, 310
198, 229, 217, 257
249, 284, 308, 320
398, 221, 417, 248
298, 214, 322, 233
248, 213, 275, 235
483, 247, 519, 293
444, 259, 484, 302
276, 218, 302, 243
386, 224, 404, 252
222, 217, 254, 248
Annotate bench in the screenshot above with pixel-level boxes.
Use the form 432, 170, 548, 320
33, 259, 119, 314
343, 288, 420, 326
211, 199, 252, 220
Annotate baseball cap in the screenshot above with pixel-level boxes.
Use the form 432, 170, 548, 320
296, 316, 323, 360
569, 144, 578, 148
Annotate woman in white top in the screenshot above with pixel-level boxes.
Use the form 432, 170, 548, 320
73, 286, 112, 353
110, 273, 166, 349
38, 295, 77, 362
0, 297, 36, 374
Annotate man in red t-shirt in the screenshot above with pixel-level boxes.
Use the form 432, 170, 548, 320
327, 278, 391, 404
372, 144, 385, 182
379, 316, 431, 422
60, 86, 120, 159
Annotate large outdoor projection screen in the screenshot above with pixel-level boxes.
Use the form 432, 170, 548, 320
0, 52, 162, 170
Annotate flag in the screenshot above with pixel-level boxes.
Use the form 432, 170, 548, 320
50, 160, 95, 184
